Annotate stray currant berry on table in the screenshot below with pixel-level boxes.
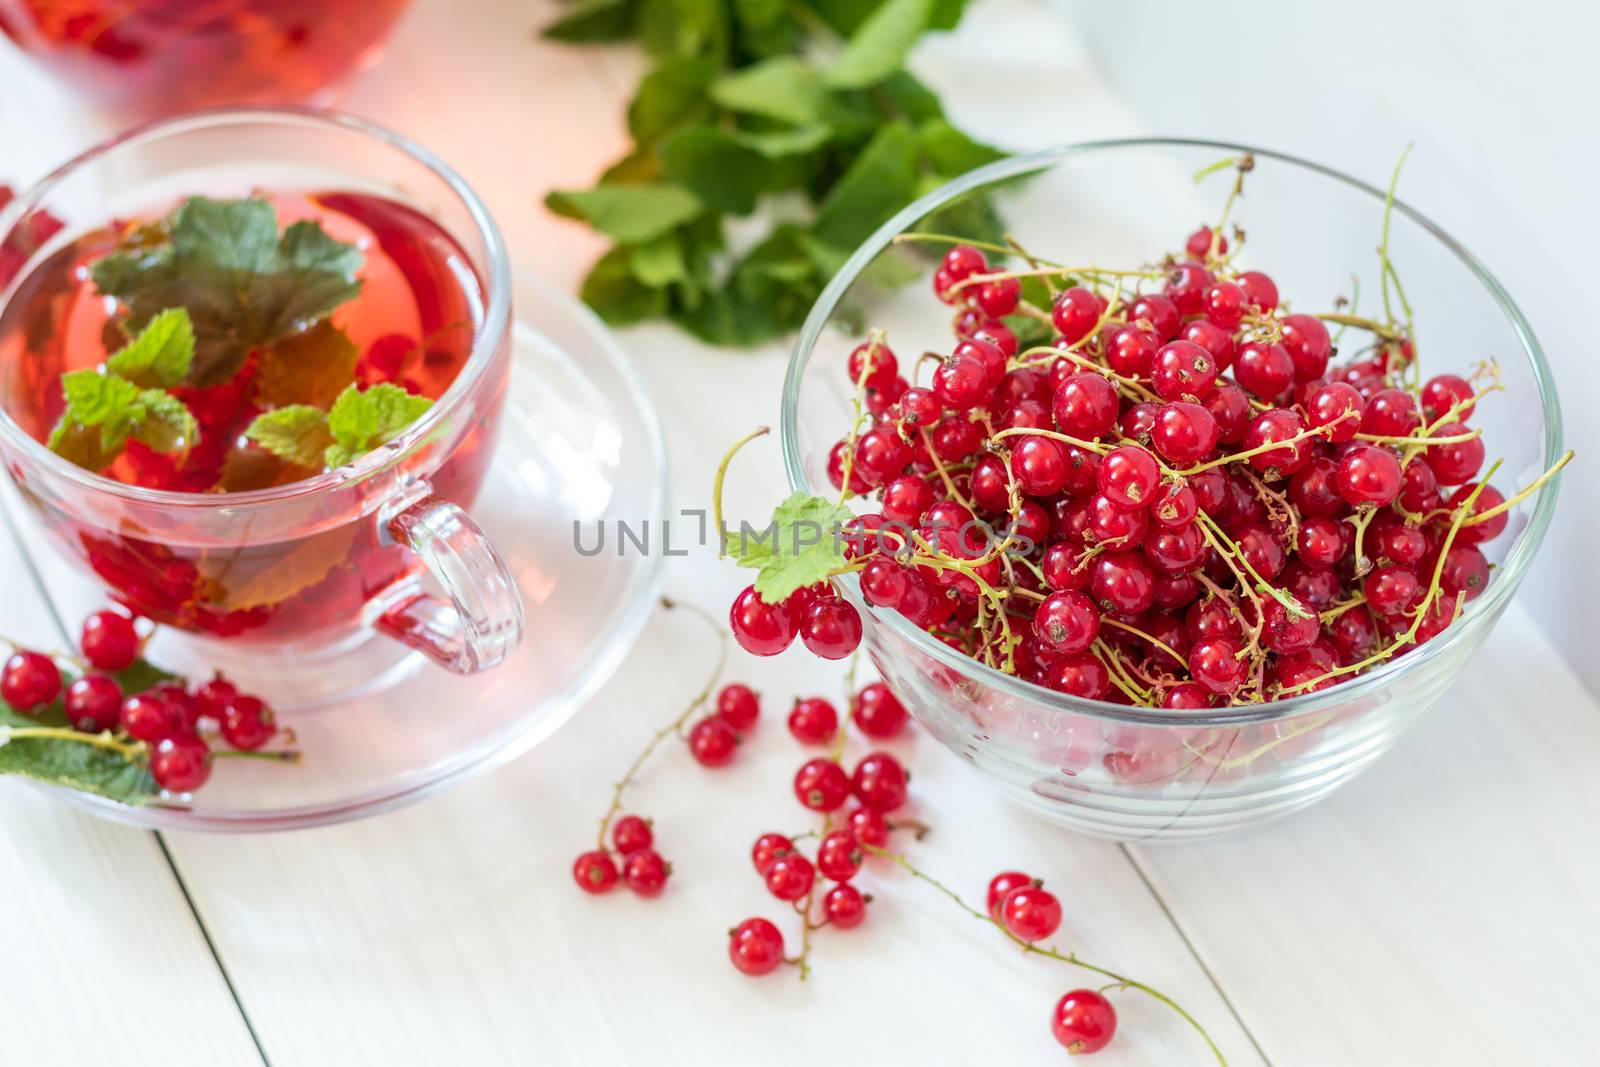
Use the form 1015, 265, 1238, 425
688, 716, 739, 767
612, 815, 654, 856
714, 683, 760, 730
1052, 989, 1118, 1055
573, 851, 618, 895
728, 918, 786, 976
622, 848, 671, 897
787, 696, 839, 745
2, 650, 61, 711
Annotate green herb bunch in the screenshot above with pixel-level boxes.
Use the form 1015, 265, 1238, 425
543, 0, 1006, 345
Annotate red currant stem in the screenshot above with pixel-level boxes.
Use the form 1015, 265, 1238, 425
1198, 154, 1252, 263
1460, 449, 1574, 526
0, 636, 90, 670
1346, 507, 1380, 577
1377, 144, 1416, 348
594, 598, 727, 851
1092, 640, 1154, 705
946, 264, 1166, 301
1098, 615, 1186, 667
1285, 468, 1498, 694
836, 331, 886, 506
210, 748, 303, 764
1003, 234, 1058, 297
1194, 512, 1309, 620
1192, 153, 1250, 184
1400, 375, 1504, 466
919, 426, 974, 510
0, 726, 146, 758
1172, 418, 1346, 478
1240, 469, 1299, 545
988, 426, 1110, 456
1356, 428, 1481, 447
712, 426, 771, 560
791, 813, 831, 981
1318, 595, 1366, 624
886, 817, 931, 840
892, 232, 1067, 267
1038, 346, 1161, 402
863, 845, 1228, 1066
1311, 311, 1405, 342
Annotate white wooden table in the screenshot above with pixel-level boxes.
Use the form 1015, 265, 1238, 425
3, 3, 1598, 1064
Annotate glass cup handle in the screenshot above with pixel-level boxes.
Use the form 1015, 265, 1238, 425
374, 489, 525, 674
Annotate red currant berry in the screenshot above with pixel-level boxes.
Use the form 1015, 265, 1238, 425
1050, 651, 1111, 699
1052, 287, 1101, 343
1152, 340, 1219, 403
1364, 565, 1422, 617
1, 650, 61, 711
1165, 260, 1213, 315
973, 276, 1020, 318
788, 696, 838, 745
1239, 270, 1279, 312
932, 352, 991, 410
119, 691, 177, 742
612, 815, 653, 855
844, 805, 890, 848
853, 425, 912, 485
847, 340, 899, 393
1000, 884, 1062, 941
851, 751, 909, 812
150, 733, 212, 793
1282, 313, 1333, 381
1438, 544, 1490, 601
1151, 402, 1219, 467
929, 416, 983, 462
1032, 590, 1099, 655
220, 695, 275, 750
827, 439, 871, 494
1151, 482, 1198, 529
728, 918, 786, 976
1053, 372, 1119, 439
1163, 682, 1214, 709
1052, 989, 1117, 1054
851, 682, 908, 738
729, 585, 797, 657
1185, 226, 1227, 258
942, 244, 987, 282
1262, 596, 1319, 654
1202, 280, 1246, 329
1243, 408, 1312, 477
897, 387, 943, 428
1448, 483, 1507, 544
816, 830, 864, 881
823, 883, 869, 928
688, 716, 739, 767
64, 674, 122, 732
1010, 436, 1070, 496
794, 758, 851, 812
881, 475, 935, 525
1104, 325, 1158, 378
573, 850, 619, 894
1307, 382, 1364, 442
1361, 389, 1421, 437
1336, 445, 1403, 507
1421, 374, 1475, 423
1425, 422, 1485, 485
194, 675, 237, 720
1189, 637, 1247, 695
1097, 445, 1161, 509
622, 848, 671, 897
764, 852, 815, 901
987, 871, 1034, 920
751, 832, 794, 874
1234, 340, 1294, 400
1090, 552, 1156, 615
1129, 293, 1180, 340
1297, 517, 1346, 568
1143, 522, 1207, 574
715, 683, 760, 730
79, 610, 139, 671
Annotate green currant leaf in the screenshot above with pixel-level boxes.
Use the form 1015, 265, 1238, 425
324, 383, 433, 468
708, 56, 825, 125
545, 183, 706, 244
90, 196, 365, 388
628, 57, 716, 144
727, 490, 854, 603
660, 127, 772, 215
543, 0, 641, 42
243, 405, 332, 471
130, 389, 198, 457
254, 319, 360, 410
824, 0, 933, 90
0, 693, 157, 805
103, 306, 194, 388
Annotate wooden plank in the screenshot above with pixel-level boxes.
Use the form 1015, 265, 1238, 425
0, 527, 262, 1067
1132, 602, 1600, 1065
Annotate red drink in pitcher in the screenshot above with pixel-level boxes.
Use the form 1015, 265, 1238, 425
0, 0, 411, 115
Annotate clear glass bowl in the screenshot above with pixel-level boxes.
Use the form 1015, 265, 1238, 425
781, 139, 1564, 841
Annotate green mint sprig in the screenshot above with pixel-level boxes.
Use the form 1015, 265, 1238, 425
91, 196, 364, 387
542, 0, 1006, 346
243, 383, 434, 474
47, 308, 200, 473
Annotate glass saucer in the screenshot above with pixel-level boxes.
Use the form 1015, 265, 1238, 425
10, 270, 669, 831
